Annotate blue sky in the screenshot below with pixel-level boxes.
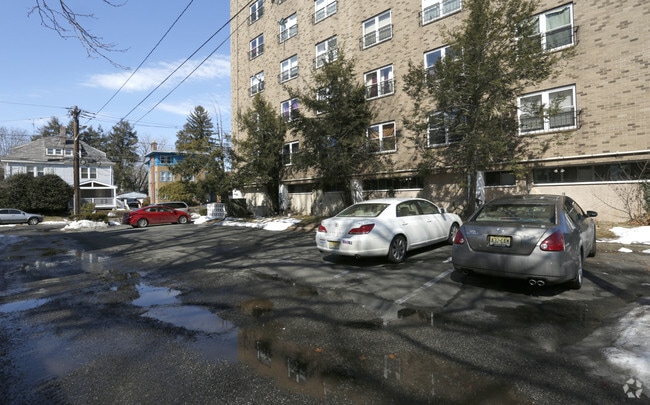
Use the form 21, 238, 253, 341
0, 1, 231, 150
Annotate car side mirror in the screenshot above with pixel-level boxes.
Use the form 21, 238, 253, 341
587, 210, 598, 218
440, 208, 447, 214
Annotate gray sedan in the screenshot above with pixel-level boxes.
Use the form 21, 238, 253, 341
452, 194, 597, 289
0, 208, 44, 225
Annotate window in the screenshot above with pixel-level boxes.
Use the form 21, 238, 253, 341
250, 71, 265, 96
159, 155, 173, 165
160, 171, 172, 182
46, 148, 63, 156
362, 10, 392, 49
485, 171, 516, 187
315, 0, 337, 23
428, 111, 462, 146
281, 98, 299, 121
422, 0, 462, 25
534, 162, 650, 184
316, 87, 331, 114
365, 65, 394, 99
27, 166, 45, 177
249, 0, 263, 24
315, 36, 337, 68
280, 55, 298, 83
519, 86, 576, 133
424, 45, 452, 76
367, 122, 396, 153
249, 34, 264, 59
279, 13, 298, 43
282, 141, 299, 166
80, 167, 97, 179
531, 5, 574, 51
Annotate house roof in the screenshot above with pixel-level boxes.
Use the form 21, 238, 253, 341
1, 136, 114, 165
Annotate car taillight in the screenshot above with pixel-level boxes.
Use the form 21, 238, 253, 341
540, 230, 565, 251
348, 224, 375, 235
453, 229, 466, 245
317, 224, 327, 233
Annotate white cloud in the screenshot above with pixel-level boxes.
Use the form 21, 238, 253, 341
84, 55, 230, 92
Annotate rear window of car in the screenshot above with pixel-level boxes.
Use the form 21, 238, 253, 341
337, 203, 389, 217
474, 203, 556, 224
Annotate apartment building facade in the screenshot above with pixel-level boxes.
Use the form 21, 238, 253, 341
230, 0, 650, 222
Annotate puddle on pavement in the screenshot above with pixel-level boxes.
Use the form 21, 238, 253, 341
0, 298, 50, 313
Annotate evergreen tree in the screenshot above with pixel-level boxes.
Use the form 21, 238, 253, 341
79, 124, 106, 151
233, 94, 286, 213
286, 50, 377, 207
105, 120, 139, 193
33, 117, 70, 140
173, 106, 226, 203
403, 0, 572, 215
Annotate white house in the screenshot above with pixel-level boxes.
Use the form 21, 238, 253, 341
1, 136, 117, 209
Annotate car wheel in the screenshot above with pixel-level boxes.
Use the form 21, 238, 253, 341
387, 235, 407, 264
588, 231, 597, 257
178, 216, 188, 224
27, 217, 39, 226
568, 252, 583, 290
447, 223, 460, 245
136, 218, 149, 228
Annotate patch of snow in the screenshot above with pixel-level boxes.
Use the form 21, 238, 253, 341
602, 306, 650, 387
604, 226, 650, 245
618, 247, 634, 253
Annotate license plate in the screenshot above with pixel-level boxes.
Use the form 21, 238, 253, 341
489, 235, 511, 247
328, 241, 341, 250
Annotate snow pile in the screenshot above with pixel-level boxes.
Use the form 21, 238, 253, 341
606, 226, 650, 245
602, 307, 650, 387
217, 216, 302, 231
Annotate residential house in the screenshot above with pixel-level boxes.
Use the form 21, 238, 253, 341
1, 136, 117, 209
229, 0, 650, 222
144, 142, 184, 204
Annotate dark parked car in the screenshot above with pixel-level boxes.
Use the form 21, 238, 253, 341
0, 208, 44, 225
452, 194, 597, 289
122, 205, 192, 228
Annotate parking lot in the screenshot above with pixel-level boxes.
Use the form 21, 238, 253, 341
1, 222, 649, 403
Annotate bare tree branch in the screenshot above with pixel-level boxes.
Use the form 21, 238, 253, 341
29, 0, 128, 68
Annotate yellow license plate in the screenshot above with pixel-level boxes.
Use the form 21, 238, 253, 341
489, 235, 511, 247
328, 241, 341, 250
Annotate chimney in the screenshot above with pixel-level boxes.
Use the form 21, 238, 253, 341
151, 141, 158, 151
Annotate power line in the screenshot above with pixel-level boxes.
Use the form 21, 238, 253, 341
89, 0, 196, 122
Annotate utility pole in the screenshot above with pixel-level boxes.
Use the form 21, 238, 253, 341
71, 106, 81, 217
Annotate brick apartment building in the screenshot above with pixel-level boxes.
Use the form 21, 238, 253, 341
229, 0, 649, 221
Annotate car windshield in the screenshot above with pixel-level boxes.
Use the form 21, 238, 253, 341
337, 203, 389, 217
474, 203, 556, 224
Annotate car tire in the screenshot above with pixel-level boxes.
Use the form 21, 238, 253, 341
387, 235, 407, 264
136, 218, 149, 228
447, 223, 460, 245
178, 216, 188, 224
588, 231, 597, 257
27, 217, 39, 226
568, 252, 583, 290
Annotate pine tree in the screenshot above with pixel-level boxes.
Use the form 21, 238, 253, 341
105, 120, 139, 193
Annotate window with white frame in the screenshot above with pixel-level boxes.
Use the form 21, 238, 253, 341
279, 13, 298, 43
422, 0, 462, 25
280, 55, 298, 83
250, 71, 265, 96
427, 111, 462, 146
362, 10, 392, 49
282, 141, 299, 165
367, 122, 396, 153
160, 171, 172, 182
314, 0, 337, 23
46, 148, 64, 156
80, 167, 97, 179
315, 36, 337, 68
249, 34, 264, 59
518, 85, 577, 133
316, 87, 331, 114
531, 4, 574, 51
249, 0, 263, 24
281, 98, 299, 121
424, 45, 452, 76
365, 65, 394, 99
27, 166, 45, 177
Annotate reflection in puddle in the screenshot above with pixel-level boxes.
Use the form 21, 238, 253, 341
0, 298, 50, 313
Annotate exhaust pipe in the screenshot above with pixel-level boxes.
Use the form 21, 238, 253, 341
529, 279, 546, 287
529, 279, 537, 286
536, 280, 545, 287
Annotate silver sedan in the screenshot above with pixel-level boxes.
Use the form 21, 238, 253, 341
452, 194, 597, 289
316, 198, 462, 263
0, 208, 44, 225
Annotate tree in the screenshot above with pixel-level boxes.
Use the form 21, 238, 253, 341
104, 120, 139, 193
33, 117, 70, 140
402, 0, 572, 215
286, 50, 377, 207
0, 127, 28, 156
79, 124, 106, 151
29, 0, 125, 67
233, 94, 286, 213
0, 173, 72, 213
173, 106, 227, 203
